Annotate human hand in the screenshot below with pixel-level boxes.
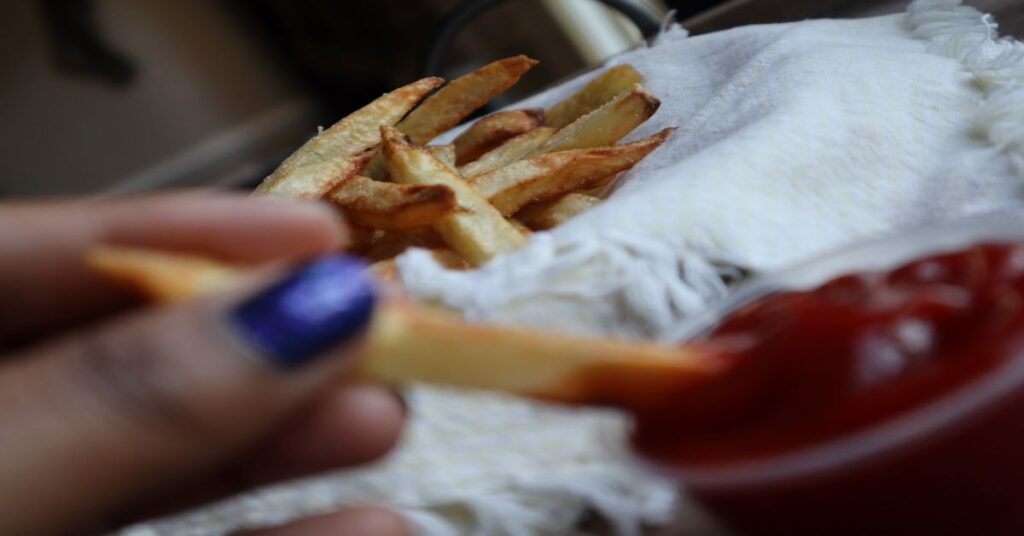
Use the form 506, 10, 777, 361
0, 193, 407, 535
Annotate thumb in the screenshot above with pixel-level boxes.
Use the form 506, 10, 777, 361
0, 254, 376, 535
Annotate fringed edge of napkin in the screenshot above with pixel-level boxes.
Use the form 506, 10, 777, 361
397, 231, 734, 340
909, 0, 1024, 172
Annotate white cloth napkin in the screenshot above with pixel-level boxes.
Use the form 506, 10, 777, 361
123, 1, 1024, 534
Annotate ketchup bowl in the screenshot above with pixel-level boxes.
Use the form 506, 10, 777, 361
635, 212, 1024, 535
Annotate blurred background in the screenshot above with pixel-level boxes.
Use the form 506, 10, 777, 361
2, 0, 1021, 198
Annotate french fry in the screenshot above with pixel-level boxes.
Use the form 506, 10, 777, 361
426, 144, 457, 169
510, 219, 532, 236
429, 248, 471, 269
545, 64, 643, 129
399, 55, 538, 145
539, 83, 660, 154
382, 126, 528, 265
255, 77, 443, 198
361, 56, 539, 179
473, 128, 674, 216
328, 175, 456, 230
453, 108, 544, 165
88, 246, 717, 411
459, 126, 556, 178
366, 228, 446, 262
517, 193, 603, 230
347, 224, 379, 255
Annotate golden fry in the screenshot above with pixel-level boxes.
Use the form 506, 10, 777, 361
366, 228, 446, 262
539, 83, 660, 154
382, 126, 527, 265
361, 56, 539, 179
399, 55, 539, 145
545, 64, 643, 129
453, 108, 544, 165
473, 128, 674, 215
427, 144, 457, 169
256, 77, 442, 198
459, 126, 556, 178
517, 193, 603, 230
329, 175, 456, 230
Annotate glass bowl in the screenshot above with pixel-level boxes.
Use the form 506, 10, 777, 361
645, 208, 1024, 536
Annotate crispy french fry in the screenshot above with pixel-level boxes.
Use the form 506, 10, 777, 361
382, 126, 527, 265
545, 64, 643, 129
539, 83, 660, 154
459, 126, 556, 178
426, 144, 457, 169
361, 56, 539, 179
256, 77, 443, 198
518, 193, 603, 230
453, 108, 544, 165
328, 175, 456, 230
88, 246, 717, 410
366, 228, 446, 262
473, 128, 674, 216
347, 224, 379, 255
255, 151, 375, 201
510, 219, 532, 236
400, 56, 538, 145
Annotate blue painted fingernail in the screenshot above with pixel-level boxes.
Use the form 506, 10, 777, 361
230, 254, 376, 369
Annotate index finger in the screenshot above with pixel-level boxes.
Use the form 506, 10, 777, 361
0, 192, 344, 346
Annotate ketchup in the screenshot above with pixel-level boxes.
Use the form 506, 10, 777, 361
633, 242, 1024, 468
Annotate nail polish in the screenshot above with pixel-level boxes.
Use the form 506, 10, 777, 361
231, 254, 376, 368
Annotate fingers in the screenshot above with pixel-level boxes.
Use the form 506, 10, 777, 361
0, 255, 381, 535
119, 383, 406, 523
238, 383, 406, 485
238, 507, 409, 536
0, 193, 345, 346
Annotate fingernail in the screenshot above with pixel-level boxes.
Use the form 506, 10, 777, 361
230, 254, 376, 369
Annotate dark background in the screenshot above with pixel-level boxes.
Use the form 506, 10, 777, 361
2, 0, 1021, 198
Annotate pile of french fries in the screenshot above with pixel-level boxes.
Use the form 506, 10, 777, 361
86, 57, 707, 408
256, 56, 672, 272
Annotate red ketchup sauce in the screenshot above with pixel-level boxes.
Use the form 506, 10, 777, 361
634, 242, 1024, 468
630, 242, 1024, 534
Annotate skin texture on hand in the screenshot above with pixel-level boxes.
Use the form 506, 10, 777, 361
0, 193, 407, 536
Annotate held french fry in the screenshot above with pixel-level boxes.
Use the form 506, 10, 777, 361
255, 77, 443, 198
518, 193, 604, 230
362, 301, 715, 410
459, 126, 556, 178
328, 175, 457, 230
87, 246, 718, 411
538, 83, 661, 154
453, 108, 544, 165
472, 128, 675, 216
545, 64, 643, 129
381, 126, 528, 265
